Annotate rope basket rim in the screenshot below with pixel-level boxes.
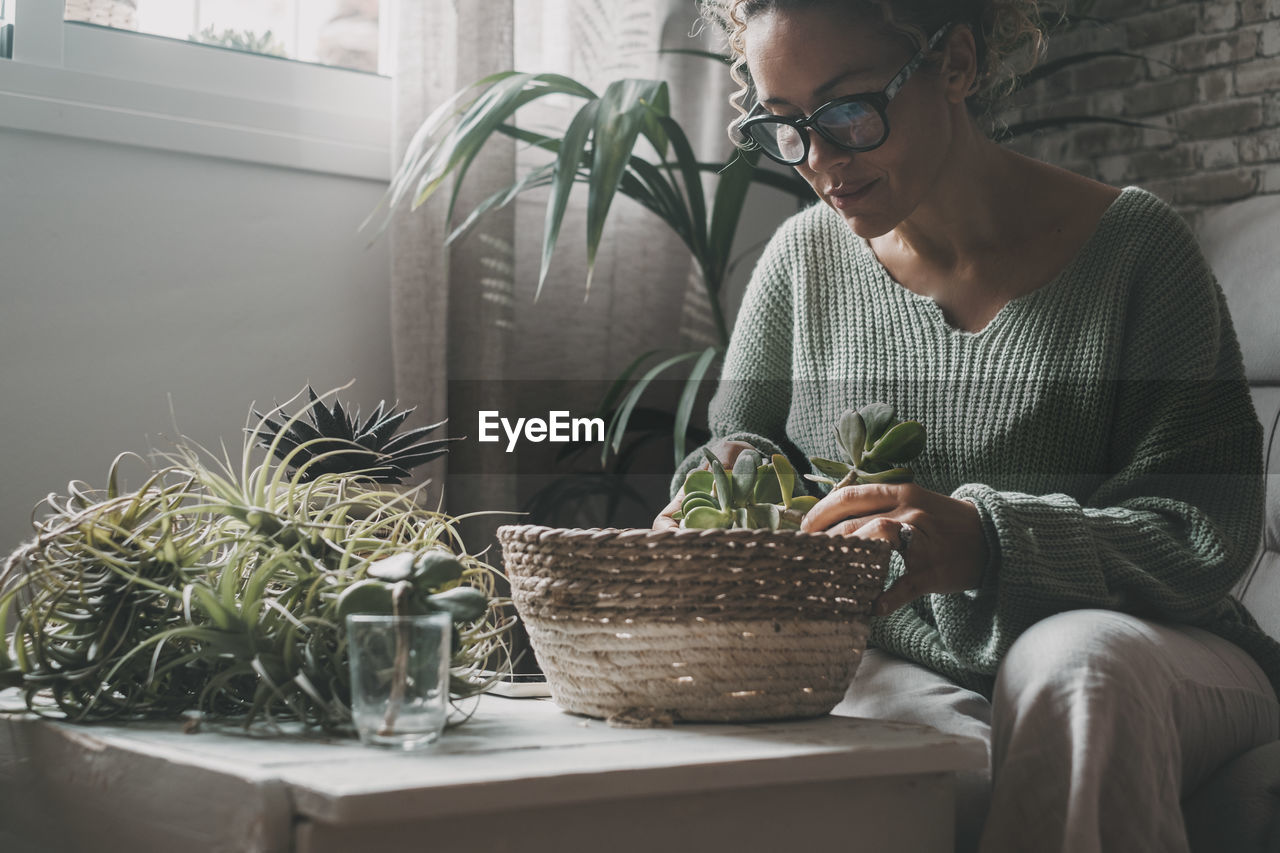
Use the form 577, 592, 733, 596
497, 523, 893, 548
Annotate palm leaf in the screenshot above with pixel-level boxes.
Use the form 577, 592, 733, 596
541, 98, 602, 297
446, 162, 558, 247
604, 350, 704, 460
672, 346, 720, 464
584, 79, 670, 291
596, 349, 662, 420
656, 115, 708, 261
410, 73, 597, 215
704, 150, 760, 318
362, 70, 517, 236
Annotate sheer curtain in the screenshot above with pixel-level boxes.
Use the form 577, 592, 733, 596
390, 0, 735, 543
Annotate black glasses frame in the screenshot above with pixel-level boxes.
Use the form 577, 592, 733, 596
738, 23, 952, 166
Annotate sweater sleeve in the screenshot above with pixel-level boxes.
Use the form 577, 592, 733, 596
670, 227, 798, 496
927, 210, 1265, 674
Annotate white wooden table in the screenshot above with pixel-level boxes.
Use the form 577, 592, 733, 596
0, 691, 985, 853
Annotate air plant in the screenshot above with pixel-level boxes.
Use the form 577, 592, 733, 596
0, 388, 513, 730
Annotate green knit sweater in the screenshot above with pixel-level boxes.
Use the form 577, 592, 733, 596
673, 186, 1280, 698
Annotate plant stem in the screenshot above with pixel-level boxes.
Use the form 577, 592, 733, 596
380, 583, 411, 737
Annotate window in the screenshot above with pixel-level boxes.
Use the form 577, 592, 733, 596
0, 0, 391, 180
63, 0, 388, 75
0, 1, 12, 59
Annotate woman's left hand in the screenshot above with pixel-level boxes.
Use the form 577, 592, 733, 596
799, 483, 989, 616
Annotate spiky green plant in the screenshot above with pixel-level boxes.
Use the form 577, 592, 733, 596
254, 385, 451, 485
0, 388, 513, 730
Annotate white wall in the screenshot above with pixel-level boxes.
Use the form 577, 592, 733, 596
0, 127, 394, 554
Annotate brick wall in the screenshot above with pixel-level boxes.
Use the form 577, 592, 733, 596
999, 0, 1280, 224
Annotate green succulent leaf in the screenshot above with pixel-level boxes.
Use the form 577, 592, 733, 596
683, 469, 714, 495
366, 552, 415, 583
424, 586, 489, 623
856, 466, 915, 484
683, 505, 732, 528
704, 449, 733, 512
745, 503, 781, 530
865, 420, 926, 465
789, 495, 819, 513
810, 456, 852, 481
858, 403, 896, 447
336, 579, 396, 619
412, 550, 467, 589
731, 449, 760, 507
835, 410, 867, 466
752, 464, 784, 505
771, 454, 796, 508
681, 496, 719, 514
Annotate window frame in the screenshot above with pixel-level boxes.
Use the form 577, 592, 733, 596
0, 0, 391, 181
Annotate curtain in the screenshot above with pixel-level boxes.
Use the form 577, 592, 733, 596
390, 0, 735, 547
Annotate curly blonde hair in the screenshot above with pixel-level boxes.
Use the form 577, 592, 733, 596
700, 0, 1047, 139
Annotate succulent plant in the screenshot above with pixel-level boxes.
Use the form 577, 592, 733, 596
254, 386, 452, 485
673, 448, 819, 530
806, 402, 926, 490
671, 403, 926, 530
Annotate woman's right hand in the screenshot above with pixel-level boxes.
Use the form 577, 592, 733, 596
652, 439, 759, 530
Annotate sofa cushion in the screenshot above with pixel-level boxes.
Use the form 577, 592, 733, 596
1197, 194, 1280, 383
1197, 196, 1280, 642
1236, 386, 1280, 639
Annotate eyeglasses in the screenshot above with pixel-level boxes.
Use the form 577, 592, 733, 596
737, 24, 952, 166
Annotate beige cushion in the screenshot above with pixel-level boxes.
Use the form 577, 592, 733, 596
1237, 386, 1280, 639
1198, 194, 1280, 383
1194, 198, 1280, 853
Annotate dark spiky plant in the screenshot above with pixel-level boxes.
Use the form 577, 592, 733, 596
254, 387, 452, 485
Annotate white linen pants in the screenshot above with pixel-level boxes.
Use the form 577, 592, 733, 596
833, 609, 1280, 853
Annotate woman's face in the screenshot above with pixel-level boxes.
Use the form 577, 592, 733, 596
742, 6, 957, 238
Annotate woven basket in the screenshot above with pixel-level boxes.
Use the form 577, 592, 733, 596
497, 525, 890, 724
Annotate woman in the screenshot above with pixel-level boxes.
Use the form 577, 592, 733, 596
655, 1, 1280, 850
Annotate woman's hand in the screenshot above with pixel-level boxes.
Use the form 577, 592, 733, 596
652, 439, 759, 530
799, 483, 989, 615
